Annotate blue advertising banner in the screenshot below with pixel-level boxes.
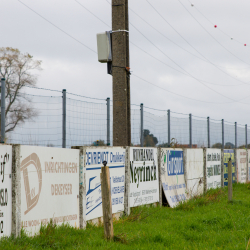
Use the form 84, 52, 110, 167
224, 149, 236, 186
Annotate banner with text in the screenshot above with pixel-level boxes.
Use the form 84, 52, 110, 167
224, 149, 236, 186
85, 147, 125, 221
20, 146, 79, 236
130, 147, 159, 208
206, 149, 221, 190
0, 145, 12, 238
160, 148, 186, 207
236, 149, 247, 183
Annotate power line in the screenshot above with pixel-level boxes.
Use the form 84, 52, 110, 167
18, 0, 97, 54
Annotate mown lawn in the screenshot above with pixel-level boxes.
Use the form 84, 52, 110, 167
1, 183, 250, 249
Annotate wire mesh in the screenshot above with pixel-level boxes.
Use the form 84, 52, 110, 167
237, 125, 245, 148
192, 117, 207, 147
210, 120, 222, 148
131, 107, 140, 146
8, 95, 62, 147
170, 115, 189, 145
224, 121, 235, 148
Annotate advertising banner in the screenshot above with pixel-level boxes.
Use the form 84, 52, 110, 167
248, 150, 250, 181
85, 147, 125, 221
130, 147, 159, 208
206, 149, 221, 190
160, 148, 186, 207
20, 146, 79, 236
184, 149, 204, 199
236, 149, 247, 183
0, 145, 12, 238
224, 149, 236, 186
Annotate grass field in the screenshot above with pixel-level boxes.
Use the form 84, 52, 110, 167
1, 183, 250, 249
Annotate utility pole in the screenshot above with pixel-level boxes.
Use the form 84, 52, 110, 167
112, 0, 131, 146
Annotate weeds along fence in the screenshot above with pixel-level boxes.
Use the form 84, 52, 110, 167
7, 89, 249, 148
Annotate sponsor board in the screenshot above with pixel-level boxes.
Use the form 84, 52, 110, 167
248, 150, 250, 181
0, 145, 12, 238
20, 146, 79, 236
184, 149, 204, 199
130, 147, 159, 207
85, 147, 125, 221
160, 148, 186, 207
224, 149, 236, 186
206, 149, 221, 190
236, 149, 247, 183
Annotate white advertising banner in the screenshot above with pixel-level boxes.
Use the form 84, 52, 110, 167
236, 149, 247, 183
184, 149, 204, 199
206, 149, 221, 190
248, 150, 250, 181
0, 145, 12, 238
130, 147, 159, 208
20, 146, 79, 236
160, 148, 186, 207
85, 147, 125, 221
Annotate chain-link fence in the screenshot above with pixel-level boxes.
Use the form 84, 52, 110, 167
7, 89, 250, 149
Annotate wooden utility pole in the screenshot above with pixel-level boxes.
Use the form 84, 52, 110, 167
101, 161, 113, 240
112, 0, 131, 146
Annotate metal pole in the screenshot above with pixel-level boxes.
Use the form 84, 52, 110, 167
189, 113, 192, 148
62, 89, 66, 148
246, 124, 248, 148
0, 78, 5, 143
207, 116, 210, 148
235, 122, 237, 149
168, 109, 170, 147
222, 119, 224, 149
140, 103, 144, 147
107, 98, 110, 146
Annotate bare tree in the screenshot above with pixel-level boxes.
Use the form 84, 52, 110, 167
0, 47, 42, 133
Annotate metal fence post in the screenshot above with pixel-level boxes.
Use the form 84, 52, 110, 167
189, 113, 192, 148
168, 109, 170, 147
207, 116, 210, 148
0, 78, 5, 143
106, 98, 110, 146
140, 103, 144, 147
246, 124, 248, 148
235, 122, 237, 149
62, 89, 66, 148
222, 119, 224, 149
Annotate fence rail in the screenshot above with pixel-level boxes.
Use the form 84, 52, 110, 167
7, 89, 249, 149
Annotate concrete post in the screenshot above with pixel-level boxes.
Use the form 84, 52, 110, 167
189, 114, 192, 148
62, 89, 66, 148
168, 109, 170, 147
140, 103, 144, 147
207, 117, 210, 148
222, 119, 224, 149
1, 78, 5, 143
107, 98, 110, 146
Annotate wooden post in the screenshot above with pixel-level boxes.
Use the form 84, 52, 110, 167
101, 161, 113, 240
228, 158, 233, 201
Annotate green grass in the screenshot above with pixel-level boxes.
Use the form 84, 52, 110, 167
1, 183, 250, 249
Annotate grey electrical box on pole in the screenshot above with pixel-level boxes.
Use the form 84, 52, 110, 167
140, 103, 144, 147
62, 89, 66, 148
0, 78, 5, 143
107, 98, 110, 146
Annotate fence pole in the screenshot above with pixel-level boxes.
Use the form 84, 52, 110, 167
168, 109, 170, 147
228, 158, 233, 201
101, 161, 113, 240
189, 114, 192, 148
62, 89, 66, 148
140, 103, 144, 147
246, 124, 248, 148
0, 78, 5, 143
222, 119, 224, 149
235, 122, 237, 149
106, 98, 110, 146
207, 117, 210, 148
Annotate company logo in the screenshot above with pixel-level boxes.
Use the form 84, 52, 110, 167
20, 153, 42, 215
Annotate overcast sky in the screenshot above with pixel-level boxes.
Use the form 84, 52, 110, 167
2, 0, 250, 127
